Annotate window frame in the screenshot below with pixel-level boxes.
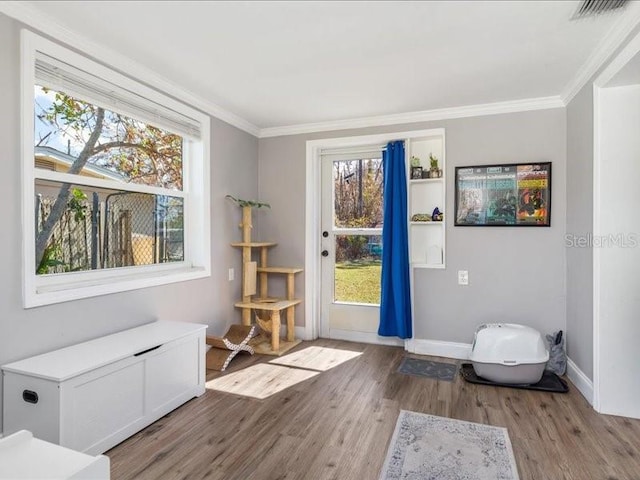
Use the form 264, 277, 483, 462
21, 30, 211, 308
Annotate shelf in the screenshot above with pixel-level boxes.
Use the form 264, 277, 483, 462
411, 263, 446, 269
235, 298, 301, 310
410, 221, 445, 226
230, 242, 277, 248
409, 178, 444, 184
257, 267, 303, 274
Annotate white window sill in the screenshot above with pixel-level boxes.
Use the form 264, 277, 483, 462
25, 265, 209, 308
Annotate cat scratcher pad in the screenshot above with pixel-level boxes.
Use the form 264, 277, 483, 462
206, 325, 256, 371
460, 363, 569, 393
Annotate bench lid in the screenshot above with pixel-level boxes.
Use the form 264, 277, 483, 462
1, 320, 206, 381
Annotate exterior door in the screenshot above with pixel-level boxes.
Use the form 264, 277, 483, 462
320, 154, 385, 342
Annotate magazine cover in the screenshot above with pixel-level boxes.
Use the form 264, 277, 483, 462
485, 165, 517, 225
455, 167, 487, 225
516, 164, 550, 225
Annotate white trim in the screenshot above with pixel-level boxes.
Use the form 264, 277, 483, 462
588, 27, 640, 413
325, 329, 405, 347
567, 357, 594, 406
261, 97, 563, 138
306, 129, 444, 344
294, 326, 308, 341
34, 170, 187, 198
0, 1, 260, 137
592, 83, 602, 412
405, 339, 471, 360
28, 267, 209, 308
304, 141, 321, 341
562, 1, 640, 104
596, 30, 640, 88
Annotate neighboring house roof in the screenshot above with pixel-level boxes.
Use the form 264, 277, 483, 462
35, 145, 127, 182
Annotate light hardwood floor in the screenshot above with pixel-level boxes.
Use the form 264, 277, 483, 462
107, 339, 640, 480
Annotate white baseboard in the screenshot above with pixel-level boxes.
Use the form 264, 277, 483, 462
405, 339, 472, 360
324, 328, 405, 347
295, 326, 307, 341
567, 357, 594, 406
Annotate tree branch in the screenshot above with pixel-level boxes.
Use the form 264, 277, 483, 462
35, 108, 105, 269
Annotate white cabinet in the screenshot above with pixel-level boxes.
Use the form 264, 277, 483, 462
2, 320, 206, 455
407, 130, 446, 268
0, 430, 109, 479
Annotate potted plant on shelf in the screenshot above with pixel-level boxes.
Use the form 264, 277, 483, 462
429, 153, 441, 178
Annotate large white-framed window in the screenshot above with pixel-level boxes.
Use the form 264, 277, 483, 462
21, 30, 211, 308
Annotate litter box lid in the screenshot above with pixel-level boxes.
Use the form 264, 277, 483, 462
468, 323, 549, 365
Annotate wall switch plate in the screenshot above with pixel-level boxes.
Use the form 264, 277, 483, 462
458, 270, 469, 286
228, 268, 235, 282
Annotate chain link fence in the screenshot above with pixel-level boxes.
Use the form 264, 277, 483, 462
36, 187, 183, 274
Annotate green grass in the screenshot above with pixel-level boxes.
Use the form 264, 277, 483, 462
334, 260, 381, 304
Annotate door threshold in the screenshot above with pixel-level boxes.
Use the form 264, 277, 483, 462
326, 328, 405, 347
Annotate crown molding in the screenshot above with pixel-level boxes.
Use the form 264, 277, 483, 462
561, 1, 640, 105
0, 1, 261, 137
258, 96, 564, 138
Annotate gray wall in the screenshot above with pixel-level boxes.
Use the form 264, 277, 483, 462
0, 13, 258, 431
565, 84, 594, 380
259, 109, 567, 343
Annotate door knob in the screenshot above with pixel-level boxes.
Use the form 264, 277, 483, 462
322, 250, 329, 257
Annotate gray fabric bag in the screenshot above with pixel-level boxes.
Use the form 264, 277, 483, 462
545, 330, 566, 376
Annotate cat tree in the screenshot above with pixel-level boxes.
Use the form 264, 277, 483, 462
228, 197, 303, 355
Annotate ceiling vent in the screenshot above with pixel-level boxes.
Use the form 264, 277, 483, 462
573, 0, 628, 19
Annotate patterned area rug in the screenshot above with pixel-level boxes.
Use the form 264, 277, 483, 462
379, 411, 520, 480
397, 357, 457, 382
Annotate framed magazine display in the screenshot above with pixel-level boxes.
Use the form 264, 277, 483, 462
454, 162, 551, 226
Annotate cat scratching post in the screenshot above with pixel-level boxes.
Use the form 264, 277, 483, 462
230, 202, 303, 355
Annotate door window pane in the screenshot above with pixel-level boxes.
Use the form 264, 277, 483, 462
333, 159, 383, 228
334, 234, 382, 305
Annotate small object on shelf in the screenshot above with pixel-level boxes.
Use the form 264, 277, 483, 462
411, 213, 431, 222
429, 153, 439, 169
421, 169, 429, 179
410, 155, 421, 167
410, 166, 423, 179
431, 207, 444, 222
429, 153, 442, 178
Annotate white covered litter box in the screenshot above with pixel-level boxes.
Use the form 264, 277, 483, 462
469, 323, 549, 385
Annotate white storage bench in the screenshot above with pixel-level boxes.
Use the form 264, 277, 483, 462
2, 320, 206, 455
0, 430, 109, 479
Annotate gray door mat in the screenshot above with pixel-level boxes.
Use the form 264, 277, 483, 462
397, 357, 457, 382
460, 363, 569, 393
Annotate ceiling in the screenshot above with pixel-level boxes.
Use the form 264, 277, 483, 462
14, 1, 637, 133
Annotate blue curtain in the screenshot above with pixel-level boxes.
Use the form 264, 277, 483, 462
378, 140, 412, 339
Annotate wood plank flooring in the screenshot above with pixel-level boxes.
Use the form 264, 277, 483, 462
107, 339, 640, 480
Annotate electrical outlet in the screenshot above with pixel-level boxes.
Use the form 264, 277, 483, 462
228, 268, 235, 282
458, 270, 469, 286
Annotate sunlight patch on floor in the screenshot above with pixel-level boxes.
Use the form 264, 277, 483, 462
205, 363, 319, 399
269, 346, 362, 371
